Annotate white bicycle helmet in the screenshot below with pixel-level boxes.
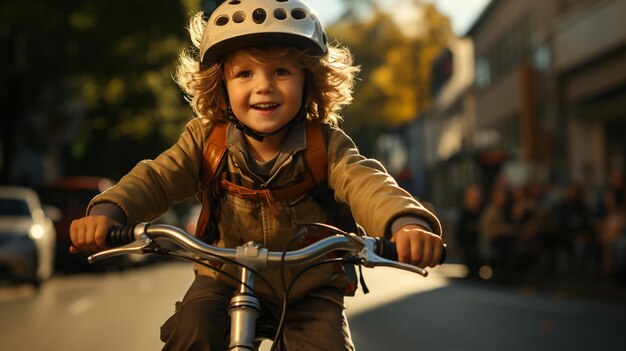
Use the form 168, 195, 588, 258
199, 0, 327, 67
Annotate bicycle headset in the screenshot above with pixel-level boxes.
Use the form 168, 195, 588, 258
199, 0, 329, 142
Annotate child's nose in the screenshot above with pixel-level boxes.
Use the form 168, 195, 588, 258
255, 74, 275, 94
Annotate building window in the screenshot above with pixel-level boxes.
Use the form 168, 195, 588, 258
474, 12, 532, 90
475, 57, 491, 89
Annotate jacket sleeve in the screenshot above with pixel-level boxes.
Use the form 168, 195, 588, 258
86, 118, 213, 224
326, 127, 442, 238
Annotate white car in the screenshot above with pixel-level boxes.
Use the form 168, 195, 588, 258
0, 186, 57, 288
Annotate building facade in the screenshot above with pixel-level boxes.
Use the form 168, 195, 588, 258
466, 0, 625, 200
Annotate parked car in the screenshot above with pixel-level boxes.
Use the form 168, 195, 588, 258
0, 186, 57, 288
37, 176, 115, 271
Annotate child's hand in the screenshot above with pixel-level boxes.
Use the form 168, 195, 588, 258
69, 215, 121, 253
391, 224, 443, 268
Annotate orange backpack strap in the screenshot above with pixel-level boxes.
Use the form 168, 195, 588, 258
195, 123, 228, 241
200, 123, 228, 185
303, 122, 327, 185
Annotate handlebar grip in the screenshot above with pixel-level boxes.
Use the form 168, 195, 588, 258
374, 238, 447, 264
374, 237, 398, 261
107, 225, 137, 247
440, 243, 447, 264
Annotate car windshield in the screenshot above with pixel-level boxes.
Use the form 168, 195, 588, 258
0, 198, 31, 217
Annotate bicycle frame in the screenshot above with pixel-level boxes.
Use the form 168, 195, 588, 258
88, 222, 436, 350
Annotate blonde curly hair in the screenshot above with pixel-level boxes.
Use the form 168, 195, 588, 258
175, 12, 359, 126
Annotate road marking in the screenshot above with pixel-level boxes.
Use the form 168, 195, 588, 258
67, 296, 95, 316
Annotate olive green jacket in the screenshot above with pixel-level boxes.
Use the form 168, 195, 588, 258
88, 118, 442, 303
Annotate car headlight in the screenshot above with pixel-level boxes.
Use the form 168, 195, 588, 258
29, 224, 45, 239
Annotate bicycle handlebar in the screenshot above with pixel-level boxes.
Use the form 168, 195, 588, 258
89, 222, 446, 277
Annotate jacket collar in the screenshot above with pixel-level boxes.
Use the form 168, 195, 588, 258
226, 120, 307, 177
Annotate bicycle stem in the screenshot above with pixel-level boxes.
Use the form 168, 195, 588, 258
229, 265, 261, 351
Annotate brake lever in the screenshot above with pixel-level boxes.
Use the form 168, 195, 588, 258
358, 238, 429, 277
88, 234, 153, 263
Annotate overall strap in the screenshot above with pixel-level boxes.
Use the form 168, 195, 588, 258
219, 173, 316, 216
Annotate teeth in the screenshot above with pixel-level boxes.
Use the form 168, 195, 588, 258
253, 103, 278, 108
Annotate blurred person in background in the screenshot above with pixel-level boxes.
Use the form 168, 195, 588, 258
455, 184, 483, 279
595, 169, 625, 222
554, 183, 595, 276
509, 185, 533, 272
523, 181, 559, 278
598, 188, 625, 280
594, 168, 626, 281
510, 185, 533, 233
509, 182, 555, 279
479, 185, 515, 280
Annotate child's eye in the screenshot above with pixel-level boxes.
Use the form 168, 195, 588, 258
235, 70, 252, 78
275, 68, 290, 76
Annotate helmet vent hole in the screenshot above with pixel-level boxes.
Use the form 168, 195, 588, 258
291, 9, 307, 20
215, 15, 229, 26
252, 8, 266, 24
233, 11, 246, 23
228, 0, 241, 4
274, 9, 287, 20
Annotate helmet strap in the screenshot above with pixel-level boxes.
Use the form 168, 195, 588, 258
226, 107, 306, 142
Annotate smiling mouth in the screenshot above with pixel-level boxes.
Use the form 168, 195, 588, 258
252, 103, 279, 111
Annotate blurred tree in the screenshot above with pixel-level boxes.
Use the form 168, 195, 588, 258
327, 2, 453, 156
1, 0, 453, 183
327, 10, 406, 154
0, 0, 198, 182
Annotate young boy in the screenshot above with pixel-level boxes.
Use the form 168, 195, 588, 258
70, 0, 444, 349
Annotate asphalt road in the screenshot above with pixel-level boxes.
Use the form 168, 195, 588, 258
0, 261, 624, 350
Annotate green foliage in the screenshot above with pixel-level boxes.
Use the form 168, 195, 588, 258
327, 2, 453, 156
0, 0, 453, 181
1, 0, 198, 180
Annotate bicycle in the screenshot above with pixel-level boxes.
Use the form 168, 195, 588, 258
88, 222, 446, 350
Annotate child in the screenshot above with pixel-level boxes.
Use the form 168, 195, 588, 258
70, 0, 444, 349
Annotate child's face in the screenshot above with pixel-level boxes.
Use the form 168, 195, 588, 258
224, 49, 306, 135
